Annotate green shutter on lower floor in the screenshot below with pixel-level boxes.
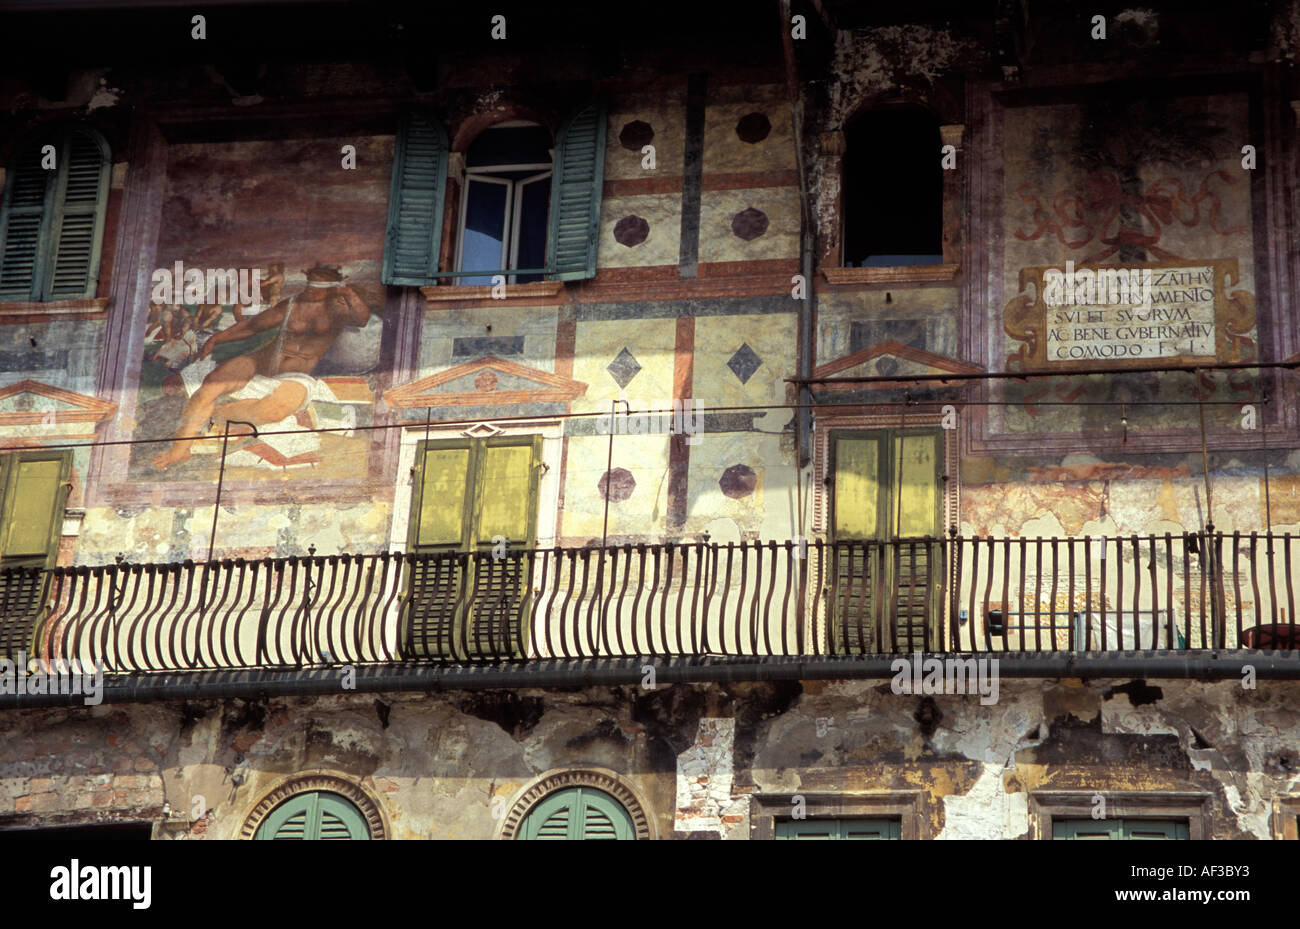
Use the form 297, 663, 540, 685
1123, 819, 1189, 840
518, 787, 635, 840
775, 818, 901, 839
383, 109, 449, 286
547, 99, 607, 281
1053, 818, 1188, 839
256, 791, 370, 840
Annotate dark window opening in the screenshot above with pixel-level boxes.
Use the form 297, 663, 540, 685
841, 108, 943, 268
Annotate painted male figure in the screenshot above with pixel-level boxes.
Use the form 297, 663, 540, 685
151, 264, 369, 470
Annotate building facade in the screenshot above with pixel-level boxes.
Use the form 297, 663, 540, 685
0, 0, 1297, 840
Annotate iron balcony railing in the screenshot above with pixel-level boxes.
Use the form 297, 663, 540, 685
1, 533, 1298, 673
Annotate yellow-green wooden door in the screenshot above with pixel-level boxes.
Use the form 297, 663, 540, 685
0, 451, 71, 658
404, 436, 541, 658
830, 430, 941, 653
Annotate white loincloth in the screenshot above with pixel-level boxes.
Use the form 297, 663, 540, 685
224, 371, 340, 415
177, 357, 364, 469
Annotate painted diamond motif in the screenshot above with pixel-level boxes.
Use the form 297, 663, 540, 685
607, 347, 642, 389
727, 343, 762, 384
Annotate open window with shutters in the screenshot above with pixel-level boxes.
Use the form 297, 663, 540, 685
516, 787, 636, 840
402, 435, 541, 658
0, 450, 72, 658
0, 125, 111, 302
829, 429, 943, 653
254, 791, 370, 840
382, 102, 606, 286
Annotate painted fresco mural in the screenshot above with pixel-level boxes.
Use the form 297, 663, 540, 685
997, 92, 1259, 435
125, 135, 393, 483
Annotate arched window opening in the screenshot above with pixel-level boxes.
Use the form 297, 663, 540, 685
517, 786, 636, 840
254, 790, 370, 840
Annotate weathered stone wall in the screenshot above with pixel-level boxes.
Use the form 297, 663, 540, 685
0, 678, 1294, 838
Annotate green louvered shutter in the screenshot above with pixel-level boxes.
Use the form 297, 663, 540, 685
1053, 819, 1120, 840
518, 787, 635, 840
0, 143, 54, 300
256, 791, 370, 840
383, 110, 449, 286
1053, 818, 1187, 839
45, 128, 111, 299
546, 100, 607, 281
1123, 819, 1189, 840
0, 451, 71, 658
0, 128, 109, 301
841, 818, 902, 839
775, 818, 901, 839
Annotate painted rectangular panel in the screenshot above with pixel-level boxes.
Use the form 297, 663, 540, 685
834, 436, 880, 540
2, 459, 62, 558
477, 443, 534, 542
894, 433, 939, 537
416, 447, 471, 547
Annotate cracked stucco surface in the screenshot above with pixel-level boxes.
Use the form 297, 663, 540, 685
0, 678, 1294, 839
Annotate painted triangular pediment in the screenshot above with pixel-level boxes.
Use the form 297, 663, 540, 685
813, 341, 983, 387
383, 356, 588, 409
0, 379, 118, 424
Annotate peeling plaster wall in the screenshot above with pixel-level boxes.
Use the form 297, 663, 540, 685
0, 679, 1294, 839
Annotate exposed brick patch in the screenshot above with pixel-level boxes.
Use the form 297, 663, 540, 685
675, 717, 747, 836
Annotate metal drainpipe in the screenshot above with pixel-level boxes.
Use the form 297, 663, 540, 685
778, 0, 815, 473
